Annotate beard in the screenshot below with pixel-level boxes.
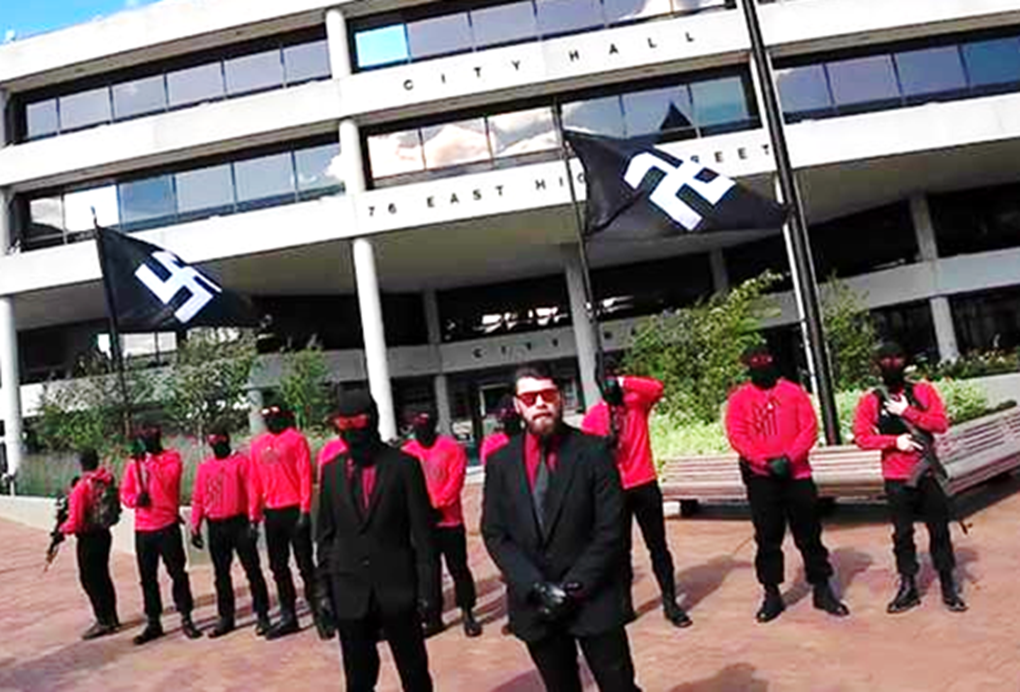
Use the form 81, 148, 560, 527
525, 409, 561, 439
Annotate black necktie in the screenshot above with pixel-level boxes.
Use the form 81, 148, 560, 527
533, 448, 550, 534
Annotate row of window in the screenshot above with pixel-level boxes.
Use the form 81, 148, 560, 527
368, 73, 754, 181
777, 32, 1020, 122
353, 0, 728, 70
20, 140, 341, 249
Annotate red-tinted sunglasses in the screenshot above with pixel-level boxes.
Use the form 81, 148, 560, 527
333, 413, 372, 431
747, 354, 773, 368
878, 356, 906, 368
516, 389, 560, 407
206, 434, 229, 447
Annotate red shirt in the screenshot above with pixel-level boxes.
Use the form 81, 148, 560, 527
852, 381, 948, 480
121, 450, 183, 532
60, 468, 115, 535
345, 458, 377, 512
523, 431, 560, 490
250, 428, 313, 513
191, 453, 261, 530
480, 432, 510, 466
725, 379, 818, 479
402, 437, 468, 527
318, 438, 349, 478
581, 376, 663, 490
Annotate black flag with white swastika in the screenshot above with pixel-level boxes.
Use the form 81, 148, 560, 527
94, 227, 261, 331
563, 130, 788, 240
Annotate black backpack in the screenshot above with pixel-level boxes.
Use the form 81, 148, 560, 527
86, 476, 122, 530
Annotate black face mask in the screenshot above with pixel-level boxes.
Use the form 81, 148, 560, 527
413, 420, 438, 448
749, 365, 780, 390
601, 378, 624, 407
211, 441, 232, 459
140, 431, 162, 455
342, 427, 381, 466
265, 414, 289, 435
880, 366, 907, 391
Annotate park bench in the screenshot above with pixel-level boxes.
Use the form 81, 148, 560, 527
940, 407, 1020, 494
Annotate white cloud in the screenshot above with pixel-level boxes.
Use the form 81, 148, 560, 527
125, 0, 142, 7
3, 29, 15, 43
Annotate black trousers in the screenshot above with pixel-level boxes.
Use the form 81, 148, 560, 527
336, 599, 433, 692
135, 524, 194, 621
208, 515, 270, 622
741, 466, 834, 587
76, 529, 118, 626
264, 505, 316, 613
427, 525, 477, 615
623, 482, 677, 602
526, 627, 641, 692
885, 477, 956, 577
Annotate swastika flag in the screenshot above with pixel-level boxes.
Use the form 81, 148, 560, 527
94, 227, 261, 331
563, 130, 787, 240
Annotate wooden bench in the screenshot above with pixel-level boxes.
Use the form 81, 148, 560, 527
940, 407, 1020, 494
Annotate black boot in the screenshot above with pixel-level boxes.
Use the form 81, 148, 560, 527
422, 615, 445, 638
313, 606, 337, 641
180, 614, 203, 640
886, 575, 921, 614
255, 612, 272, 637
208, 618, 235, 639
939, 571, 968, 613
133, 619, 164, 646
462, 609, 482, 638
265, 609, 300, 640
663, 598, 693, 628
81, 621, 117, 641
756, 585, 785, 623
813, 583, 850, 617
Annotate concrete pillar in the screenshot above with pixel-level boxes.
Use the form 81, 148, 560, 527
562, 245, 600, 410
324, 8, 353, 79
246, 387, 266, 436
352, 238, 396, 441
423, 290, 452, 436
709, 248, 729, 294
0, 188, 23, 488
910, 194, 959, 361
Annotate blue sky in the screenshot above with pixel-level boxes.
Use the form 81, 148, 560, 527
3, 0, 159, 42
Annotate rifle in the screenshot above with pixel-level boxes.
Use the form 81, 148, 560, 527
44, 476, 79, 572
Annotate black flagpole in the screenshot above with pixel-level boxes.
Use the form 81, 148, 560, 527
741, 0, 841, 444
92, 218, 133, 438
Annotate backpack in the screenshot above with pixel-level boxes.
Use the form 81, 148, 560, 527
85, 475, 122, 530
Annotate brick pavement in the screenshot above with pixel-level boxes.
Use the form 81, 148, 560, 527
3, 478, 1020, 691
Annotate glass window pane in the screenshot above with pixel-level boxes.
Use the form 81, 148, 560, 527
28, 196, 65, 238
119, 175, 176, 229
826, 54, 900, 107
224, 49, 284, 96
407, 14, 472, 60
895, 46, 966, 99
295, 143, 343, 194
64, 185, 119, 232
156, 332, 178, 354
962, 37, 1020, 88
604, 0, 672, 24
26, 99, 58, 138
470, 2, 538, 49
488, 108, 557, 158
691, 76, 749, 129
672, 0, 727, 12
284, 40, 331, 84
422, 118, 490, 169
122, 334, 158, 358
367, 130, 425, 178
233, 152, 295, 206
112, 75, 167, 120
355, 25, 409, 69
776, 64, 832, 117
622, 85, 694, 138
175, 164, 235, 216
58, 88, 112, 131
167, 62, 225, 108
562, 96, 625, 137
535, 0, 603, 38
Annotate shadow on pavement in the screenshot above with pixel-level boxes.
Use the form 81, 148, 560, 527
669, 662, 769, 691
0, 632, 135, 691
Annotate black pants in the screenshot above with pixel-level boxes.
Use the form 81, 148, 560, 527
76, 530, 118, 626
623, 482, 677, 602
427, 525, 477, 615
135, 524, 194, 621
336, 599, 433, 692
742, 466, 833, 587
208, 515, 270, 622
885, 477, 956, 577
526, 627, 641, 692
264, 505, 316, 613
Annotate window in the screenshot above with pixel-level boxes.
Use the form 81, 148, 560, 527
488, 107, 557, 158
562, 95, 626, 137
691, 76, 751, 132
421, 119, 490, 169
809, 202, 918, 278
112, 75, 167, 120
63, 185, 119, 232
25, 100, 59, 139
368, 130, 426, 178
777, 64, 832, 120
283, 40, 331, 83
119, 175, 176, 230
603, 0, 672, 25
233, 152, 296, 208
407, 14, 473, 60
355, 25, 409, 69
167, 62, 225, 108
27, 196, 65, 246
871, 302, 937, 365
962, 37, 1020, 90
535, 0, 603, 38
673, 0, 728, 10
952, 286, 1020, 353
825, 55, 900, 110
724, 234, 792, 291
295, 143, 343, 197
894, 46, 967, 101
929, 182, 1020, 257
175, 164, 235, 218
470, 2, 538, 48
58, 88, 111, 132
224, 49, 284, 96
622, 84, 694, 139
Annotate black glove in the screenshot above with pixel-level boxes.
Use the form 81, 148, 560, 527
296, 512, 311, 532
136, 491, 152, 508
767, 456, 792, 480
529, 582, 576, 622
314, 578, 337, 640
248, 522, 261, 546
190, 531, 204, 550
49, 529, 65, 546
430, 507, 444, 526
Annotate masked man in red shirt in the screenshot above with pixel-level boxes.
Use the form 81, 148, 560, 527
121, 422, 203, 644
403, 409, 482, 638
582, 371, 692, 629
190, 425, 271, 638
725, 345, 849, 623
852, 342, 966, 614
481, 396, 522, 466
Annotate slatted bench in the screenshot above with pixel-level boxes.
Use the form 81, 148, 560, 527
940, 407, 1020, 494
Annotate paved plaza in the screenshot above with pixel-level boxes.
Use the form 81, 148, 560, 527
2, 478, 1020, 691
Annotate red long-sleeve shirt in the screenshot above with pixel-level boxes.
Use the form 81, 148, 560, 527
852, 381, 948, 480
725, 379, 818, 479
581, 376, 663, 490
402, 436, 468, 527
317, 438, 348, 481
60, 468, 115, 535
191, 453, 261, 531
121, 450, 183, 532
480, 432, 510, 466
250, 428, 313, 513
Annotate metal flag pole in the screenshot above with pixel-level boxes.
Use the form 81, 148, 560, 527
740, 0, 841, 444
92, 216, 133, 437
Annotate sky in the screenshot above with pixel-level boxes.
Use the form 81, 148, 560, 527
2, 0, 159, 43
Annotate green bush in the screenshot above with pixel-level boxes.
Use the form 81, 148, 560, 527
917, 349, 1019, 380
821, 277, 879, 391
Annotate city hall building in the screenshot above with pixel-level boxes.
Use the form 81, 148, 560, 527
2, 0, 1020, 474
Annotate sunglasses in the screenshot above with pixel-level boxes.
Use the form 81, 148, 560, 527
878, 357, 906, 367
261, 406, 283, 417
747, 354, 773, 367
516, 389, 561, 407
206, 434, 229, 447
333, 413, 372, 431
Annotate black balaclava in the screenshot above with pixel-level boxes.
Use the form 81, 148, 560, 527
742, 344, 780, 390
876, 341, 908, 392
411, 411, 439, 448
263, 405, 291, 435
601, 377, 624, 407
496, 397, 523, 437
207, 430, 232, 460
336, 390, 382, 467
137, 424, 163, 455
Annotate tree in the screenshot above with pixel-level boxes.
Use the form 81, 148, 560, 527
278, 338, 331, 432
820, 276, 878, 392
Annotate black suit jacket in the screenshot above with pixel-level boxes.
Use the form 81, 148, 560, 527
316, 445, 437, 620
482, 425, 633, 643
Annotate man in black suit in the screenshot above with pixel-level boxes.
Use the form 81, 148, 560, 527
482, 363, 640, 692
316, 390, 437, 692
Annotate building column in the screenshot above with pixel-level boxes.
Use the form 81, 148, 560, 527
0, 187, 23, 489
561, 245, 600, 410
910, 194, 959, 361
709, 248, 729, 294
246, 387, 266, 436
423, 290, 452, 436
324, 8, 352, 79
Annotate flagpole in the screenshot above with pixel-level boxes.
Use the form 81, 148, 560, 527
740, 0, 841, 445
92, 223, 133, 438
